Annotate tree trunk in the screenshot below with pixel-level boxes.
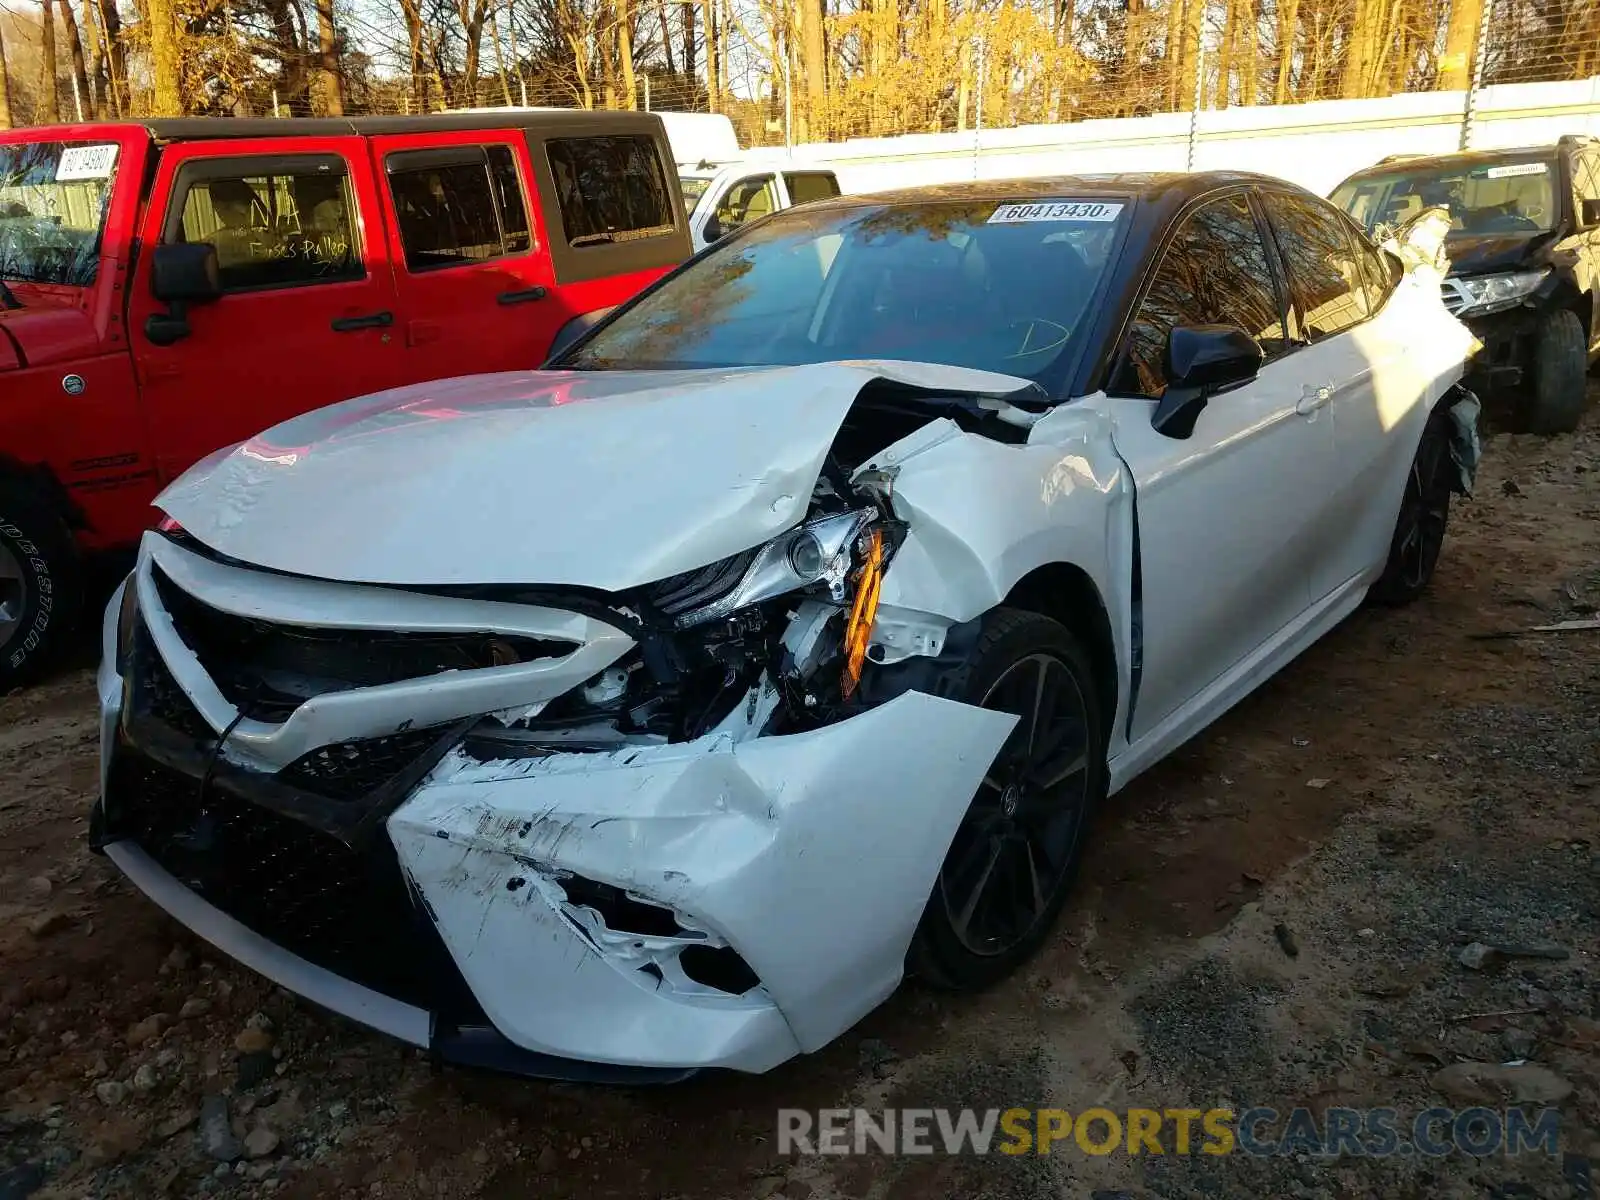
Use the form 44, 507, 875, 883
84, 0, 108, 115
1218, 0, 1237, 107
399, 0, 426, 110
701, 0, 719, 110
681, 0, 695, 92
1274, 0, 1298, 102
1439, 0, 1482, 89
1236, 0, 1257, 104
99, 0, 126, 115
59, 0, 93, 119
657, 0, 675, 75
0, 23, 12, 130
459, 0, 488, 106
799, 0, 824, 139
1165, 0, 1185, 108
618, 0, 637, 107
313, 0, 344, 114
39, 0, 62, 122
1179, 0, 1203, 109
488, 11, 514, 105
145, 0, 183, 114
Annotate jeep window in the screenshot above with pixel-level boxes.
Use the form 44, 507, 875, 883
713, 175, 779, 236
1113, 193, 1290, 398
387, 145, 531, 272
178, 166, 361, 292
0, 140, 119, 287
680, 177, 713, 209
546, 135, 675, 247
1332, 158, 1557, 237
561, 198, 1127, 394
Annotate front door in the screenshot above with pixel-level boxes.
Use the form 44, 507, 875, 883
129, 137, 405, 482
370, 131, 563, 376
1098, 190, 1333, 743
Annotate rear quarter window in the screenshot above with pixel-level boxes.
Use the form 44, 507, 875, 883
545, 135, 675, 248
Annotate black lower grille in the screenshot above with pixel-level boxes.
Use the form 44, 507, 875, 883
129, 625, 214, 743
278, 729, 453, 802
108, 748, 451, 1010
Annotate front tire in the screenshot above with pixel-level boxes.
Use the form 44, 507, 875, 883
1519, 308, 1587, 435
909, 608, 1106, 992
1369, 411, 1453, 607
0, 480, 82, 690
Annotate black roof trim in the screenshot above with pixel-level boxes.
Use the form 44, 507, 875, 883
67, 110, 668, 143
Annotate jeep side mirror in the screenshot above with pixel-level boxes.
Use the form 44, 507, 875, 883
151, 243, 221, 304
1151, 324, 1264, 439
1581, 198, 1600, 229
146, 244, 221, 347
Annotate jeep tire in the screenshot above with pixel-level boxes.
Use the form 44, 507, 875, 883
0, 480, 82, 690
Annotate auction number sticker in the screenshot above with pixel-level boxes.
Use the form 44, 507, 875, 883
1481, 162, 1547, 179
988, 200, 1123, 224
55, 144, 120, 181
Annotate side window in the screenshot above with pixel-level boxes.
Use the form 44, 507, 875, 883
1578, 151, 1600, 203
1114, 193, 1290, 398
1262, 190, 1372, 342
714, 175, 779, 234
176, 161, 360, 293
386, 144, 530, 273
545, 135, 675, 248
784, 172, 841, 206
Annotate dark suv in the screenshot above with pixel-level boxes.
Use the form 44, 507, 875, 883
1331, 135, 1600, 433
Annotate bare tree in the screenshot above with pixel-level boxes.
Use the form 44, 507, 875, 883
59, 0, 93, 118
145, 0, 184, 114
314, 0, 345, 114
38, 0, 61, 122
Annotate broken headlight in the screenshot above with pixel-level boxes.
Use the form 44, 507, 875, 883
653, 509, 875, 629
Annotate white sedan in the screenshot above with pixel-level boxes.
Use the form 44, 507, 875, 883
92, 172, 1478, 1082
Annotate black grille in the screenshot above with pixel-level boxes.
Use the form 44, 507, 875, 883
152, 565, 575, 721
128, 624, 215, 743
278, 728, 453, 802
108, 749, 446, 1009
646, 548, 757, 618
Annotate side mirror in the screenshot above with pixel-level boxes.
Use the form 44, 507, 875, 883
151, 243, 221, 304
145, 244, 220, 347
1150, 324, 1264, 439
1581, 197, 1600, 229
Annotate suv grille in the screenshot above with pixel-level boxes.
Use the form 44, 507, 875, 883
1440, 278, 1468, 315
278, 729, 453, 802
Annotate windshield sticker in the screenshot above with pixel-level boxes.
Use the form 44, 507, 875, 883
1480, 162, 1547, 180
988, 200, 1123, 224
55, 144, 119, 182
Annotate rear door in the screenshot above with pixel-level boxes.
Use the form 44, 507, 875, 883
1100, 190, 1330, 742
370, 130, 561, 377
129, 137, 405, 480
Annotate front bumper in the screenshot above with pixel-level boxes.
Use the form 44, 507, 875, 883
94, 543, 1015, 1078
1458, 308, 1541, 391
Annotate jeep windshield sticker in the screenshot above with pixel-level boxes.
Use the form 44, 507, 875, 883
1480, 162, 1547, 180
55, 144, 119, 182
988, 200, 1124, 224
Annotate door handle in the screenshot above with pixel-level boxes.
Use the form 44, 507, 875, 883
330, 311, 394, 332
1295, 384, 1334, 415
497, 286, 548, 306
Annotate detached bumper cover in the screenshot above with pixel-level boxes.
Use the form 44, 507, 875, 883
95, 560, 1016, 1077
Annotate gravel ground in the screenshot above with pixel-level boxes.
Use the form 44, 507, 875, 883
1, 389, 1596, 1200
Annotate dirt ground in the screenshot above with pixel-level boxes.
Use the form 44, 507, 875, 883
1, 390, 1597, 1200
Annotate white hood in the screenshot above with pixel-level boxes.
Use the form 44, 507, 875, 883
156, 361, 1034, 590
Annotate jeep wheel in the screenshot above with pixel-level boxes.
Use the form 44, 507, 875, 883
0, 481, 82, 690
1520, 309, 1587, 435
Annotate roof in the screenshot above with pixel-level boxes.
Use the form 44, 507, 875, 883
1337, 144, 1562, 183
826, 170, 1292, 206
11, 110, 666, 144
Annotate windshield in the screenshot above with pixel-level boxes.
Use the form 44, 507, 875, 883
0, 140, 119, 287
1332, 157, 1557, 238
562, 197, 1127, 390
680, 177, 712, 208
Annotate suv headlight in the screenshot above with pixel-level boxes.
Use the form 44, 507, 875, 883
1451, 268, 1549, 317
650, 509, 877, 629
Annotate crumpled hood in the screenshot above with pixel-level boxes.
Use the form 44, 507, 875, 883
157, 360, 1034, 591
1444, 230, 1554, 277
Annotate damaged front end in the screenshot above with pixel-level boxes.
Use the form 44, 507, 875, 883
94, 368, 1039, 1078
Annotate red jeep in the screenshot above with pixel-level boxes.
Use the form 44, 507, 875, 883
0, 111, 690, 687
